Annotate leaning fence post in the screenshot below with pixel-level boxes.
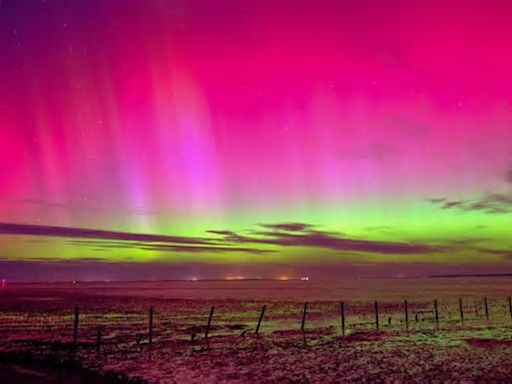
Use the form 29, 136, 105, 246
508, 297, 512, 321
484, 297, 489, 320
374, 301, 379, 330
148, 306, 154, 345
96, 329, 102, 354
205, 306, 214, 340
404, 300, 409, 330
340, 301, 346, 336
459, 298, 464, 325
73, 306, 79, 345
255, 305, 266, 334
301, 302, 308, 331
434, 299, 439, 329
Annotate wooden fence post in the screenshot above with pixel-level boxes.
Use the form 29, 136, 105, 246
404, 300, 409, 330
459, 298, 464, 325
205, 306, 214, 340
301, 302, 308, 331
255, 305, 266, 334
340, 301, 346, 336
374, 301, 379, 330
96, 329, 102, 354
484, 297, 489, 320
434, 299, 439, 329
508, 296, 512, 321
148, 306, 154, 345
73, 306, 79, 345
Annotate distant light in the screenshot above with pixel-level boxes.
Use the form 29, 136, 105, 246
191, 277, 198, 282
1, 279, 5, 289
226, 276, 244, 281
278, 276, 290, 281
300, 276, 310, 281
72, 280, 76, 284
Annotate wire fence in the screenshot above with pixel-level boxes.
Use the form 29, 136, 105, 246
1, 296, 511, 352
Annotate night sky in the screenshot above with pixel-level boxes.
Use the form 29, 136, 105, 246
1, 0, 512, 281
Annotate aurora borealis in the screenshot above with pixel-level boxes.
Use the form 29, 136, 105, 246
1, 0, 512, 281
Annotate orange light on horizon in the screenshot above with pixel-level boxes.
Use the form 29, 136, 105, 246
278, 276, 290, 281
225, 276, 244, 281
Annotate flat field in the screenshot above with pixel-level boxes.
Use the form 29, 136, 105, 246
1, 277, 512, 383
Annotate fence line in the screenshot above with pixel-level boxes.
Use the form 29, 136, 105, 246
1, 297, 511, 351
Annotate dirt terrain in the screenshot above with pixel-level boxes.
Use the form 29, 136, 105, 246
1, 277, 512, 383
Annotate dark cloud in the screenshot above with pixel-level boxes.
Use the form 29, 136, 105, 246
1, 221, 509, 282
206, 230, 246, 242
443, 238, 489, 246
0, 222, 274, 255
258, 223, 314, 232
132, 243, 273, 254
212, 224, 439, 255
429, 167, 512, 214
254, 231, 436, 254
67, 239, 271, 254
441, 200, 463, 209
475, 248, 512, 259
404, 237, 512, 261
429, 192, 512, 214
207, 230, 237, 236
0, 222, 210, 245
1, 222, 441, 259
